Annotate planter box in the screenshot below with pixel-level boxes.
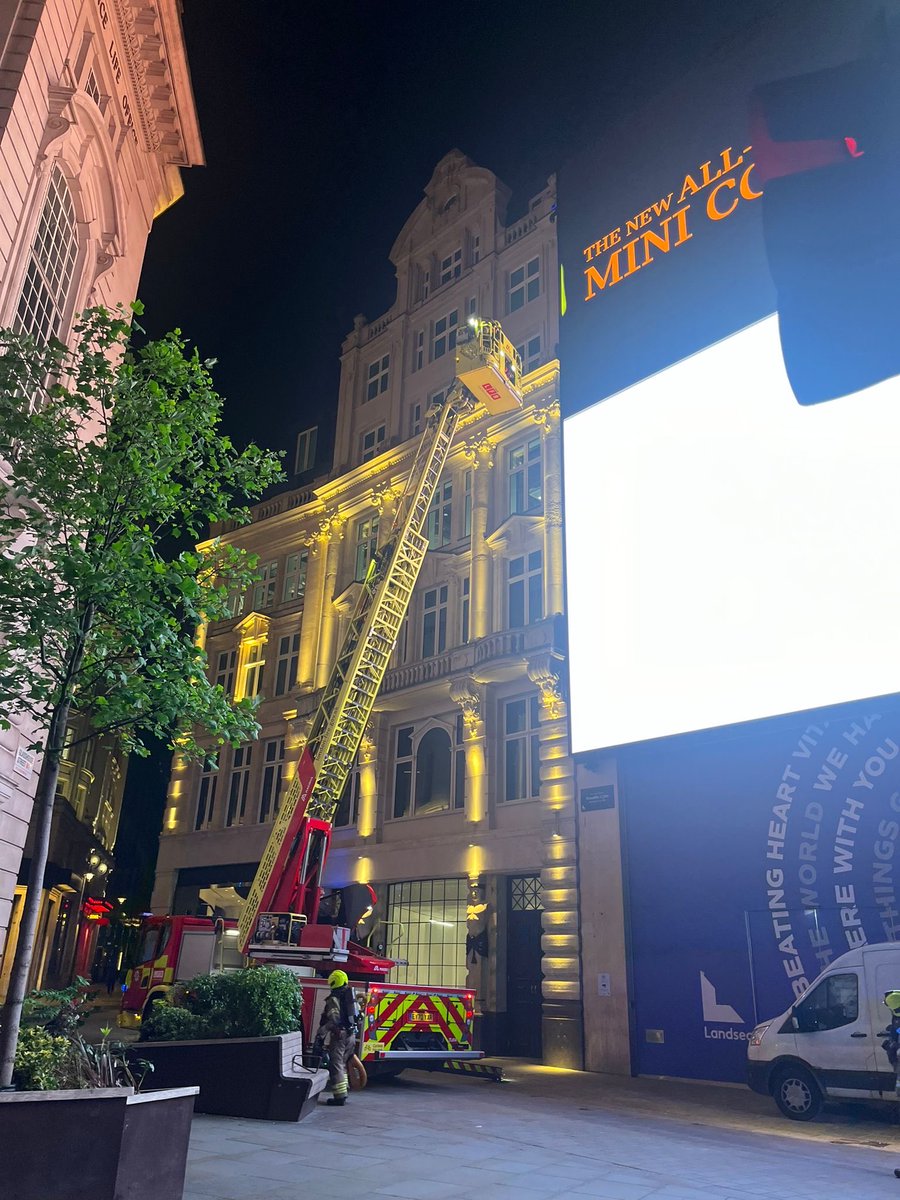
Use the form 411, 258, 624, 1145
131, 1031, 328, 1121
0, 1085, 197, 1200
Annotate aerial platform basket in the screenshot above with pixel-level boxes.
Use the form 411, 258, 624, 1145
455, 320, 523, 416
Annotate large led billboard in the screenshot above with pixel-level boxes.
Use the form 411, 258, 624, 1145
560, 1, 900, 754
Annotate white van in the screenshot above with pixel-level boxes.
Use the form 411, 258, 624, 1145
747, 941, 900, 1120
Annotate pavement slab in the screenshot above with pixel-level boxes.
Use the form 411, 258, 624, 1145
181, 1059, 900, 1200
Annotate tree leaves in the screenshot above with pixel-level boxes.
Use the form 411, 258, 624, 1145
0, 306, 284, 762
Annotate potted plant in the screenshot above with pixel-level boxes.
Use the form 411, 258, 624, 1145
0, 980, 198, 1200
133, 966, 328, 1121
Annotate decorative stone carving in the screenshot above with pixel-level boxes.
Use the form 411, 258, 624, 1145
463, 434, 495, 471
449, 677, 483, 735
533, 400, 561, 437
527, 652, 566, 720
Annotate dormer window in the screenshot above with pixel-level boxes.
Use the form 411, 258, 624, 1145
442, 194, 459, 213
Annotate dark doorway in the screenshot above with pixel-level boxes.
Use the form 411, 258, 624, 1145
506, 875, 543, 1058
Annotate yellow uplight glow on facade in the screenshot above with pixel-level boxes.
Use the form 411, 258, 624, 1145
356, 856, 372, 885
465, 741, 486, 823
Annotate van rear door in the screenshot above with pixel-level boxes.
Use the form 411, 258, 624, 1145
790, 967, 878, 1098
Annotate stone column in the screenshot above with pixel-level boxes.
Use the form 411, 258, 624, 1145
356, 721, 378, 840
464, 435, 495, 640
315, 513, 345, 690
449, 676, 487, 829
535, 402, 564, 617
528, 650, 583, 1069
297, 521, 330, 693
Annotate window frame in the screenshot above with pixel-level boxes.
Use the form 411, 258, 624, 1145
508, 256, 541, 313
508, 436, 543, 516
361, 423, 387, 463
195, 753, 221, 831
225, 743, 254, 827
14, 165, 81, 344
432, 309, 459, 361
502, 694, 542, 803
355, 513, 380, 581
422, 584, 449, 659
508, 549, 544, 629
258, 738, 285, 823
294, 427, 318, 474
252, 561, 278, 611
274, 630, 300, 696
390, 720, 464, 819
282, 549, 309, 603
365, 353, 390, 402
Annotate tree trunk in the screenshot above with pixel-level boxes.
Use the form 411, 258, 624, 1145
0, 701, 69, 1088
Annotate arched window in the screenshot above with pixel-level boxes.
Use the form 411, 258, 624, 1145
415, 728, 452, 816
14, 165, 79, 341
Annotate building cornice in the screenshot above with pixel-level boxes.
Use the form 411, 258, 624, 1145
103, 0, 204, 167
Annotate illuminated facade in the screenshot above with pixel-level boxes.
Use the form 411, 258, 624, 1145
152, 152, 582, 1065
0, 0, 203, 997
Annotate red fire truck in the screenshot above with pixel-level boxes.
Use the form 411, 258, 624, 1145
120, 323, 522, 1080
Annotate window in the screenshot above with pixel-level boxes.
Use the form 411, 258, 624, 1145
794, 973, 859, 1032
393, 725, 414, 818
283, 550, 308, 603
392, 723, 463, 819
386, 878, 467, 989
471, 234, 480, 265
413, 329, 425, 372
422, 585, 448, 658
241, 643, 265, 699
508, 436, 542, 515
508, 256, 541, 312
510, 875, 543, 911
258, 738, 284, 823
460, 576, 470, 644
274, 631, 300, 696
361, 423, 386, 463
14, 166, 79, 343
426, 480, 452, 549
409, 402, 423, 438
503, 695, 541, 802
430, 387, 448, 409
84, 68, 102, 106
422, 268, 430, 302
508, 549, 544, 628
335, 759, 361, 827
515, 335, 542, 374
252, 561, 278, 610
462, 469, 472, 538
225, 744, 253, 827
466, 294, 477, 318
439, 247, 462, 286
294, 427, 317, 474
432, 310, 458, 360
195, 754, 220, 831
215, 649, 236, 694
355, 514, 379, 580
366, 354, 390, 402
224, 590, 243, 619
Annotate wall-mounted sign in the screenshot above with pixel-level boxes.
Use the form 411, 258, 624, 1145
13, 746, 35, 778
580, 786, 615, 812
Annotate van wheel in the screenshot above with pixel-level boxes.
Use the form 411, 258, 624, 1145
772, 1064, 823, 1121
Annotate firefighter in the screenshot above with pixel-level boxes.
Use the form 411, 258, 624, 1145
319, 969, 358, 1106
879, 990, 900, 1179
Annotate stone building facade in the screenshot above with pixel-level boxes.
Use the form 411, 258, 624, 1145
151, 152, 583, 1066
0, 0, 202, 996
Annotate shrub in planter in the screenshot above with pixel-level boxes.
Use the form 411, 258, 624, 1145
141, 966, 302, 1042
12, 1025, 75, 1090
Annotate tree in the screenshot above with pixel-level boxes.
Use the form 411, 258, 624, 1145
0, 306, 284, 1086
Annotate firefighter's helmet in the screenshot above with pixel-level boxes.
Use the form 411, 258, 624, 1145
884, 990, 900, 1015
328, 970, 349, 990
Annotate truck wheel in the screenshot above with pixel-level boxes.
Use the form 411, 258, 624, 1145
772, 1064, 823, 1121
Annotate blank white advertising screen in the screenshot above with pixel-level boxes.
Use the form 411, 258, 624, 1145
563, 314, 900, 754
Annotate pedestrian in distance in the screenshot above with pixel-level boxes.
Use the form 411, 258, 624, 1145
877, 990, 900, 1179
319, 969, 359, 1106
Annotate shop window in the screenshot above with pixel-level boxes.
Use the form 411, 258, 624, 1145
508, 256, 540, 313
508, 550, 543, 629
508, 436, 542, 515
385, 878, 467, 989
195, 753, 220, 831
503, 695, 541, 802
258, 738, 284, 823
274, 631, 300, 696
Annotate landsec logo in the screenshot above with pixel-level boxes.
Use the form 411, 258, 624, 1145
700, 971, 750, 1042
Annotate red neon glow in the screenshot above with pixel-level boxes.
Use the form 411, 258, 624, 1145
844, 136, 864, 158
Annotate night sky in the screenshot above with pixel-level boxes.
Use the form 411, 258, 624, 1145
117, 0, 780, 908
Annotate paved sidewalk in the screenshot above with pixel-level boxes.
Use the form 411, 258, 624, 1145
182, 1061, 900, 1200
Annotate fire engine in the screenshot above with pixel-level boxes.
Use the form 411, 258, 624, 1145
120, 321, 523, 1079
